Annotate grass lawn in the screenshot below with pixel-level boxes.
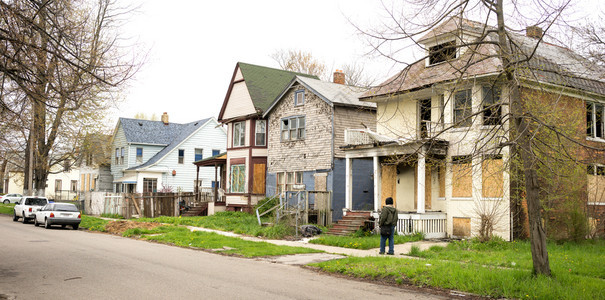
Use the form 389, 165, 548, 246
0, 203, 15, 215
311, 239, 605, 299
309, 232, 424, 249
135, 211, 295, 239
80, 215, 111, 231
124, 225, 323, 257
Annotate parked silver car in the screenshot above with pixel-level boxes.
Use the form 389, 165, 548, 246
34, 203, 81, 230
1, 193, 22, 204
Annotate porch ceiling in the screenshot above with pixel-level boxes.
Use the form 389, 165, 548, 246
342, 139, 448, 159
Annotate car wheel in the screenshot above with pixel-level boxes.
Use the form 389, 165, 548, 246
3, 200, 8, 204
34, 217, 40, 227
13, 211, 18, 222
44, 218, 51, 229
61, 224, 66, 229
72, 224, 79, 230
22, 212, 28, 224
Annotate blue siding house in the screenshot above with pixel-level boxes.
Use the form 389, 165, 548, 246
110, 113, 226, 193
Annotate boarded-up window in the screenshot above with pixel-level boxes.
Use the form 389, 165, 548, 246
438, 166, 445, 198
252, 163, 266, 194
453, 217, 471, 237
381, 164, 397, 206
482, 157, 503, 198
86, 174, 91, 191
452, 156, 472, 198
81, 174, 86, 191
588, 165, 605, 204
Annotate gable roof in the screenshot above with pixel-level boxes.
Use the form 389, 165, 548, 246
363, 17, 605, 99
218, 62, 319, 121
263, 76, 375, 117
119, 118, 190, 145
119, 118, 213, 170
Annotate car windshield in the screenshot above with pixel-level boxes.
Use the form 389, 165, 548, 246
55, 204, 79, 212
24, 198, 48, 206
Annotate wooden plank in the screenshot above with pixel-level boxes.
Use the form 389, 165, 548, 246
425, 167, 432, 209
438, 166, 445, 198
381, 165, 397, 207
130, 194, 141, 215
482, 158, 503, 198
453, 217, 471, 237
452, 162, 472, 198
252, 163, 266, 194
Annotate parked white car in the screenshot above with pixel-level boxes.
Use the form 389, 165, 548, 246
34, 203, 81, 230
13, 196, 49, 223
1, 193, 22, 204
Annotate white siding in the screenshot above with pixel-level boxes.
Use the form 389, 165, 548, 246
222, 81, 256, 120
110, 125, 128, 181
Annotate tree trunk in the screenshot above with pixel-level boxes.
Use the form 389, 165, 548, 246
496, 0, 550, 276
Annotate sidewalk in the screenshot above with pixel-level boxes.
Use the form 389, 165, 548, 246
187, 225, 449, 265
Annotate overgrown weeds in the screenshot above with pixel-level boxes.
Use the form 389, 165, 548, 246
309, 232, 424, 249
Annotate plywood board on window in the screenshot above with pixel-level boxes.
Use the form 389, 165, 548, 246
453, 217, 471, 237
381, 164, 397, 206
425, 167, 432, 209
482, 158, 503, 198
438, 166, 445, 197
588, 175, 605, 203
252, 163, 266, 194
314, 173, 327, 191
452, 163, 472, 197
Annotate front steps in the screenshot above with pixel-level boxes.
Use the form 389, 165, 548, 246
326, 211, 372, 236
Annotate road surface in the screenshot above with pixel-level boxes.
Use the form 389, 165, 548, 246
0, 215, 446, 299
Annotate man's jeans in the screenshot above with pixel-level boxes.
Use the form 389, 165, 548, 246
380, 225, 395, 254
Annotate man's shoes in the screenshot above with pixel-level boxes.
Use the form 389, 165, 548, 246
378, 252, 385, 255
387, 253, 394, 255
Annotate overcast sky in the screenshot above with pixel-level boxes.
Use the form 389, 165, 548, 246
112, 0, 603, 125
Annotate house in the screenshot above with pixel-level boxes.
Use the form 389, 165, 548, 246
217, 62, 318, 211
45, 163, 80, 201
110, 114, 226, 193
342, 18, 605, 240
3, 170, 23, 195
262, 72, 377, 221
77, 133, 113, 195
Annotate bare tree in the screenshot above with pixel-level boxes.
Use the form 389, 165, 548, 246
0, 0, 139, 195
355, 0, 605, 276
270, 49, 327, 78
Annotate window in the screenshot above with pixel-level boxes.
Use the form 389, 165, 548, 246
482, 156, 503, 198
279, 171, 303, 192
281, 116, 305, 141
115, 148, 119, 164
86, 153, 93, 166
63, 159, 70, 172
70, 180, 77, 192
55, 179, 62, 192
483, 87, 502, 126
428, 41, 457, 65
136, 148, 143, 163
120, 147, 124, 165
419, 98, 431, 138
255, 120, 266, 146
212, 149, 220, 156
454, 90, 472, 127
587, 102, 604, 139
233, 121, 245, 147
195, 148, 203, 161
230, 164, 245, 193
452, 156, 472, 198
143, 178, 157, 193
80, 174, 86, 191
178, 149, 185, 164
294, 90, 305, 106
276, 172, 285, 195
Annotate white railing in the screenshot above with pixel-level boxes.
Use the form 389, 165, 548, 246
344, 129, 374, 145
374, 211, 447, 239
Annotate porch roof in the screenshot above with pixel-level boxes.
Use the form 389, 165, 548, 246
193, 152, 226, 167
114, 173, 137, 184
341, 139, 448, 159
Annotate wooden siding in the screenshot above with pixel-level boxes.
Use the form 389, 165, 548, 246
222, 81, 256, 120
267, 84, 333, 173
333, 105, 376, 158
381, 164, 397, 207
110, 125, 128, 181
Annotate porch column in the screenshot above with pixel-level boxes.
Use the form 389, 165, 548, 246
345, 157, 353, 210
417, 147, 426, 213
373, 155, 381, 211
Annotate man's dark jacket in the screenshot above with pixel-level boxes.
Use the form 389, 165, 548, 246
379, 206, 398, 227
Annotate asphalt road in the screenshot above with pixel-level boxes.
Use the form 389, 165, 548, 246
0, 214, 446, 299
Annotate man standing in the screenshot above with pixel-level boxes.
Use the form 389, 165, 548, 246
379, 197, 398, 255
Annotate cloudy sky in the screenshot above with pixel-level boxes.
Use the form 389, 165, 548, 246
113, 0, 602, 125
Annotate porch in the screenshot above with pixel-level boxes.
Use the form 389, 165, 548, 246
343, 128, 449, 238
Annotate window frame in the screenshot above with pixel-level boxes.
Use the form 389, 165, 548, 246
120, 147, 124, 165
230, 164, 246, 193
233, 121, 246, 147
115, 148, 119, 164
482, 86, 502, 126
280, 116, 305, 141
178, 149, 185, 164
142, 178, 157, 193
294, 90, 305, 106
194, 148, 203, 162
55, 179, 62, 192
587, 101, 604, 139
136, 147, 143, 163
255, 120, 266, 146
453, 90, 472, 128
428, 40, 457, 65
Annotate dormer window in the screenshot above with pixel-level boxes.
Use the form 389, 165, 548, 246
428, 40, 457, 65
294, 90, 305, 106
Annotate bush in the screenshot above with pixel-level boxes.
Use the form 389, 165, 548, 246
254, 197, 279, 216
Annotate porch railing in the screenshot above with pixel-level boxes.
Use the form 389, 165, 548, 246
374, 212, 447, 239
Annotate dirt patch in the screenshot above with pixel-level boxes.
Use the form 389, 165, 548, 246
105, 220, 162, 235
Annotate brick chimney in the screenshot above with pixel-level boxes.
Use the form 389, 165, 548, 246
161, 112, 169, 125
333, 69, 345, 85
526, 26, 543, 39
